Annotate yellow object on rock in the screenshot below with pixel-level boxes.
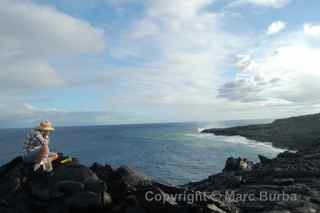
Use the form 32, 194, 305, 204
60, 156, 72, 164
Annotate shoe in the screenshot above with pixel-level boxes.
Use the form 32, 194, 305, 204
33, 163, 42, 171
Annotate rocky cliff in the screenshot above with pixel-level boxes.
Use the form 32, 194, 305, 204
202, 113, 320, 150
184, 142, 320, 213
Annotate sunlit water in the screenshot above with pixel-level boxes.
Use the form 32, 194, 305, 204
0, 120, 285, 185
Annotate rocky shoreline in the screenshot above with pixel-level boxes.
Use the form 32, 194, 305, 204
2, 142, 320, 212
0, 153, 236, 213
184, 142, 320, 213
201, 113, 320, 151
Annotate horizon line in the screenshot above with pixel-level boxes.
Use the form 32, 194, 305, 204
0, 118, 274, 131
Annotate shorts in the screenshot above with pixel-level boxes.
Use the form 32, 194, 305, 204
23, 146, 55, 163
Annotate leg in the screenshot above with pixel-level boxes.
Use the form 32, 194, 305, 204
35, 144, 49, 164
35, 145, 59, 163
48, 152, 59, 162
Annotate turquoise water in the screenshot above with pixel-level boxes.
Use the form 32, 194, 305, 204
0, 121, 284, 185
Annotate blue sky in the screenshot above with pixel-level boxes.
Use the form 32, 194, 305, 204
1, 0, 320, 128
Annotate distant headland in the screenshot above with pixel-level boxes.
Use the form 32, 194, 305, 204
201, 113, 320, 151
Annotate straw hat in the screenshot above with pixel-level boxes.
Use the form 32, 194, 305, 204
36, 120, 55, 131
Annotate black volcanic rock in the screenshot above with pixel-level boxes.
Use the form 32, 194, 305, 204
202, 113, 320, 150
0, 154, 235, 213
258, 155, 273, 165
184, 143, 320, 213
223, 157, 253, 172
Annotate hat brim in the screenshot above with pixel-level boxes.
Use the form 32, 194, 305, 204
36, 127, 55, 131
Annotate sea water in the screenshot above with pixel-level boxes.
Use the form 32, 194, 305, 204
0, 120, 285, 185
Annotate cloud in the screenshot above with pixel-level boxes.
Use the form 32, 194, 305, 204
304, 23, 320, 42
113, 0, 246, 107
233, 0, 290, 8
218, 26, 320, 108
0, 60, 63, 90
267, 21, 287, 35
0, 0, 105, 90
0, 103, 132, 128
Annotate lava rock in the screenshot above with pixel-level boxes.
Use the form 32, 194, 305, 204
258, 155, 273, 165
223, 157, 252, 172
53, 180, 85, 196
113, 166, 152, 187
84, 179, 107, 194
90, 162, 114, 183
0, 156, 23, 178
0, 177, 21, 196
49, 164, 99, 185
108, 166, 152, 199
66, 191, 102, 210
201, 112, 320, 151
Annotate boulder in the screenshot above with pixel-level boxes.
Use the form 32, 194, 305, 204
0, 177, 21, 196
223, 157, 252, 172
223, 157, 240, 172
0, 156, 23, 178
258, 155, 273, 164
49, 164, 99, 185
90, 162, 114, 183
108, 166, 152, 199
53, 180, 85, 196
29, 180, 51, 200
208, 173, 243, 189
113, 166, 152, 187
66, 191, 102, 210
84, 178, 107, 193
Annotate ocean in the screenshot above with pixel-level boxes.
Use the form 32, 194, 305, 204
0, 120, 285, 185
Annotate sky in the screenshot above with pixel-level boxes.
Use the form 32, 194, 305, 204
1, 0, 320, 128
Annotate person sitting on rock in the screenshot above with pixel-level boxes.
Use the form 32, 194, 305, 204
23, 120, 59, 171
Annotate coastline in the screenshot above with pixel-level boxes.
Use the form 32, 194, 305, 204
201, 112, 320, 151
1, 141, 320, 212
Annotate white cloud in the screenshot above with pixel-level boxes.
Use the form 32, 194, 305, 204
267, 21, 287, 35
0, 0, 105, 90
304, 23, 320, 41
219, 28, 320, 108
234, 0, 290, 8
0, 61, 63, 90
114, 0, 246, 107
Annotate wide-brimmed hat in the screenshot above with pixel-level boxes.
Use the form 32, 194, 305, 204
36, 120, 55, 131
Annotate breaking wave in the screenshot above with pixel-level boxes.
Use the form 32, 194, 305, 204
186, 130, 287, 153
